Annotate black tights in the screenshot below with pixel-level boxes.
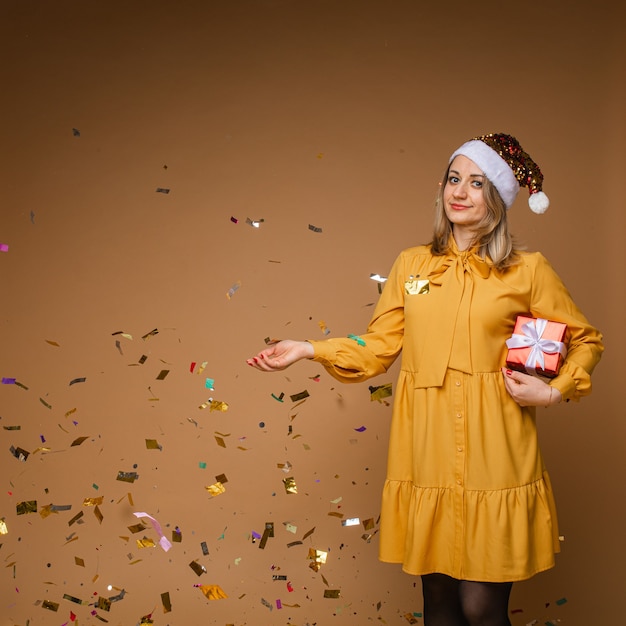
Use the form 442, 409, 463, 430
421, 574, 512, 626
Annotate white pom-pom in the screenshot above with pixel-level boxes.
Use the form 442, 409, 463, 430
529, 191, 549, 214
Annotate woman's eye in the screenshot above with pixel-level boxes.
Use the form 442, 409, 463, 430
448, 176, 460, 184
471, 180, 483, 188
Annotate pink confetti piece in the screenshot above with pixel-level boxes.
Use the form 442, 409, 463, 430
276, 599, 282, 609
0, 243, 9, 252
133, 512, 172, 552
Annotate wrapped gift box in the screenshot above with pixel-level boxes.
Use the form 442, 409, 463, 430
505, 315, 567, 378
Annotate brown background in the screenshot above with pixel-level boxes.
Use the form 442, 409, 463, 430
1, 1, 622, 624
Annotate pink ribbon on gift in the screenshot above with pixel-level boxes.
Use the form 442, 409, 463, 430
506, 318, 567, 374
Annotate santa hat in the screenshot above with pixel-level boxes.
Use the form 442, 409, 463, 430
449, 133, 549, 214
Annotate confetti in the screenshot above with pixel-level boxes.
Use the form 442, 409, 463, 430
133, 512, 172, 551
283, 477, 297, 494
197, 584, 227, 600
117, 471, 139, 483
271, 392, 285, 402
369, 382, 393, 402
74, 557, 85, 567
145, 439, 162, 450
42, 600, 60, 611
226, 280, 241, 299
341, 518, 360, 527
156, 369, 169, 380
0, 243, 9, 252
347, 333, 366, 346
369, 273, 388, 283
354, 426, 367, 432
141, 328, 159, 340
69, 377, 87, 386
0, 519, 8, 534
206, 482, 226, 497
246, 217, 264, 228
323, 589, 341, 598
289, 390, 309, 402
72, 128, 81, 137
10, 445, 29, 461
161, 591, 172, 613
16, 500, 37, 515
308, 224, 323, 233
230, 216, 239, 223
189, 561, 207, 576
83, 496, 103, 506
71, 436, 89, 447
1, 377, 16, 384
156, 187, 170, 194
205, 377, 215, 389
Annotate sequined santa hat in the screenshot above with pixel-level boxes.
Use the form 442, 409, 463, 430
449, 133, 550, 214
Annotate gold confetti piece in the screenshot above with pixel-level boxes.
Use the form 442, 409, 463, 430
209, 400, 229, 412
161, 591, 172, 613
289, 390, 309, 402
141, 328, 159, 340
45, 339, 61, 347
318, 320, 331, 336
74, 556, 85, 567
324, 589, 341, 599
64, 536, 79, 545
308, 224, 323, 233
287, 541, 302, 548
284, 522, 297, 534
308, 548, 328, 572
68, 511, 84, 526
226, 280, 241, 299
42, 600, 59, 611
215, 431, 231, 437
189, 561, 207, 576
198, 584, 227, 600
65, 407, 77, 417
215, 473, 228, 484
71, 436, 89, 447
369, 382, 393, 402
0, 518, 8, 534
302, 527, 316, 540
83, 497, 103, 506
283, 477, 298, 494
69, 377, 87, 386
112, 331, 133, 340
117, 471, 139, 483
94, 505, 104, 524
137, 537, 156, 548
328, 512, 344, 518
205, 482, 226, 497
129, 559, 143, 565
128, 523, 147, 533
16, 500, 37, 515
330, 496, 343, 504
39, 397, 52, 409
156, 370, 169, 380
96, 596, 111, 611
145, 439, 162, 450
63, 593, 86, 604
58, 423, 69, 433
3, 425, 21, 430
214, 436, 226, 448
363, 518, 375, 530
39, 504, 55, 519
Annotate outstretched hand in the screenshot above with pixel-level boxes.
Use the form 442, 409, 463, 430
501, 368, 562, 407
247, 340, 314, 372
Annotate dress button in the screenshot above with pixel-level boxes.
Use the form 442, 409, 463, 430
456, 412, 462, 419
456, 479, 462, 485
457, 446, 463, 452
455, 380, 461, 387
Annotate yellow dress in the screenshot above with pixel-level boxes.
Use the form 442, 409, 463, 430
309, 241, 603, 582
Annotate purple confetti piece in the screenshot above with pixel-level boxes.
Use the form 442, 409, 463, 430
354, 426, 367, 432
2, 377, 16, 384
252, 530, 261, 540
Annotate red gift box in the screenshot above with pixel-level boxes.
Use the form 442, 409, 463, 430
505, 315, 568, 378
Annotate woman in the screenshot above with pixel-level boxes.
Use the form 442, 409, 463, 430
247, 133, 603, 626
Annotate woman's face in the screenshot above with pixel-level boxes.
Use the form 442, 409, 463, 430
443, 155, 488, 236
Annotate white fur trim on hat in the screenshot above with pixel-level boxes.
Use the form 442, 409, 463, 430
449, 140, 520, 209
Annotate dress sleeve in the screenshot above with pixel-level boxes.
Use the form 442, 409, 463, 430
308, 251, 406, 384
529, 253, 604, 402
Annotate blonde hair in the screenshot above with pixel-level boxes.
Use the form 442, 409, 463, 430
430, 163, 522, 270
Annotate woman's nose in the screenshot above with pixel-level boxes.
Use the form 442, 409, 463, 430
452, 183, 467, 198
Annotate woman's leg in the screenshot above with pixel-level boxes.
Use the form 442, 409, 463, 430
458, 580, 513, 626
421, 574, 470, 626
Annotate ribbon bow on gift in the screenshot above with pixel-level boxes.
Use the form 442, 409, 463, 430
506, 318, 567, 374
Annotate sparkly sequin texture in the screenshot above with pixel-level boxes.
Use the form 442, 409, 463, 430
474, 133, 544, 195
